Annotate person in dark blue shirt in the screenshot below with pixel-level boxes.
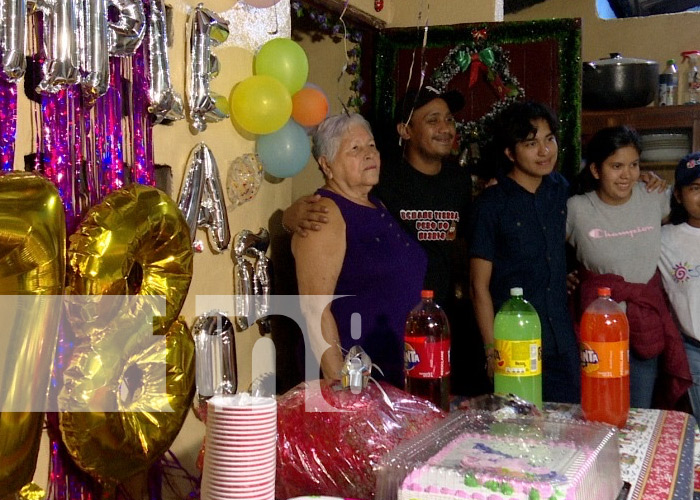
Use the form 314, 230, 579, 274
469, 100, 581, 404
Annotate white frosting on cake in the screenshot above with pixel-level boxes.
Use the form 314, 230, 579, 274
398, 432, 594, 500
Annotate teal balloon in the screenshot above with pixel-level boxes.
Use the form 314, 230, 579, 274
254, 38, 309, 95
257, 120, 311, 178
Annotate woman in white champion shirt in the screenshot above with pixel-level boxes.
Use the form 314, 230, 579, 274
566, 125, 676, 409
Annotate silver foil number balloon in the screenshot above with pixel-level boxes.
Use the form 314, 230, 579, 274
107, 0, 146, 56
0, 0, 27, 81
36, 0, 81, 93
187, 4, 229, 132
147, 0, 183, 123
81, 0, 109, 102
177, 143, 230, 253
193, 312, 237, 407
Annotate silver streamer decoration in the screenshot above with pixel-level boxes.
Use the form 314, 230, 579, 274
36, 0, 81, 93
232, 228, 272, 333
107, 0, 146, 56
80, 0, 109, 101
147, 0, 183, 123
0, 0, 27, 81
177, 143, 230, 253
187, 3, 229, 132
193, 311, 237, 410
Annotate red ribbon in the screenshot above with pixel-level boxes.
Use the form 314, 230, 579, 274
468, 53, 487, 88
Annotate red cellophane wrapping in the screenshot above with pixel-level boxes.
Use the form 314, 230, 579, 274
276, 379, 446, 500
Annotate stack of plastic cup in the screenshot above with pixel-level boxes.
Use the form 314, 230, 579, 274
200, 393, 277, 500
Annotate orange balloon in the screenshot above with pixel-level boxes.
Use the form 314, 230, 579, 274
291, 87, 329, 127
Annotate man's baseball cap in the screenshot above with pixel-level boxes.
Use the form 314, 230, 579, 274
397, 86, 465, 124
675, 152, 700, 188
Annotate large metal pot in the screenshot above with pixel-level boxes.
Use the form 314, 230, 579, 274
582, 53, 659, 109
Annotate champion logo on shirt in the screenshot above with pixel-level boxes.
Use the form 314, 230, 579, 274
671, 262, 700, 283
588, 225, 654, 239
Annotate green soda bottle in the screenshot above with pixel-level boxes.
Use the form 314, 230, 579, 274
493, 287, 542, 408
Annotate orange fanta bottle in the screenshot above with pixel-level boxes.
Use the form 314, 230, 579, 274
580, 287, 630, 428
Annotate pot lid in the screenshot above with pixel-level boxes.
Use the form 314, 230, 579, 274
586, 52, 657, 66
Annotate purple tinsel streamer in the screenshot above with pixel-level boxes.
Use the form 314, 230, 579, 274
131, 3, 154, 187
0, 78, 17, 171
97, 58, 125, 199
41, 86, 81, 233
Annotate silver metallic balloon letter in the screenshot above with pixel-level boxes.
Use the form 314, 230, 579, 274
107, 0, 146, 56
177, 143, 231, 252
81, 0, 110, 102
187, 3, 229, 132
1, 0, 27, 81
36, 0, 81, 93
147, 0, 183, 122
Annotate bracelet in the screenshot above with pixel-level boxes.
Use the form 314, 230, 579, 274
281, 221, 294, 234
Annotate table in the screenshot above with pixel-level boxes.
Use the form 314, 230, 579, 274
544, 403, 695, 500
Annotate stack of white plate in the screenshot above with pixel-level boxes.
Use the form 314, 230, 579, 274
640, 133, 690, 162
201, 393, 277, 500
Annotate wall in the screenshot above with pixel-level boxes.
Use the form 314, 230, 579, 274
505, 0, 700, 104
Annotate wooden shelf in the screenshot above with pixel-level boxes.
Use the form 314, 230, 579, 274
582, 105, 700, 151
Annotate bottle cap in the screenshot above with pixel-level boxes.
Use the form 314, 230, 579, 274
667, 59, 676, 64
598, 287, 611, 297
510, 287, 523, 296
421, 290, 434, 299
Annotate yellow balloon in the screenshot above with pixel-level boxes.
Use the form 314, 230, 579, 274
230, 75, 292, 135
0, 173, 65, 495
60, 184, 195, 484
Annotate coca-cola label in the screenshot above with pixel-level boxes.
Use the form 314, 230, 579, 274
404, 337, 450, 378
494, 339, 542, 377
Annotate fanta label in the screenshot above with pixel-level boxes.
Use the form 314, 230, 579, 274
404, 338, 450, 378
580, 340, 629, 378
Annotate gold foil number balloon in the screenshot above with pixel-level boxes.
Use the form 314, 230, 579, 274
0, 173, 66, 495
59, 183, 195, 484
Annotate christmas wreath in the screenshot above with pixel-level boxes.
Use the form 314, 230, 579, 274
430, 28, 524, 158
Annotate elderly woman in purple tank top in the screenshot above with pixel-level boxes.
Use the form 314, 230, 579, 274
293, 113, 427, 388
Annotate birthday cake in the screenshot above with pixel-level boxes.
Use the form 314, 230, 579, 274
399, 432, 589, 500
379, 412, 622, 500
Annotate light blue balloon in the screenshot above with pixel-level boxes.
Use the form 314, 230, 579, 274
257, 119, 311, 178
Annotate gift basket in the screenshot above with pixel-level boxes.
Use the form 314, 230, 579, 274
275, 373, 445, 500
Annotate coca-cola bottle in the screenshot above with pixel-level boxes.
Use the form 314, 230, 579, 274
404, 290, 451, 411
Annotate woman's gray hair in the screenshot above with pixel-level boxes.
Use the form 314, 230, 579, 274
312, 113, 374, 165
